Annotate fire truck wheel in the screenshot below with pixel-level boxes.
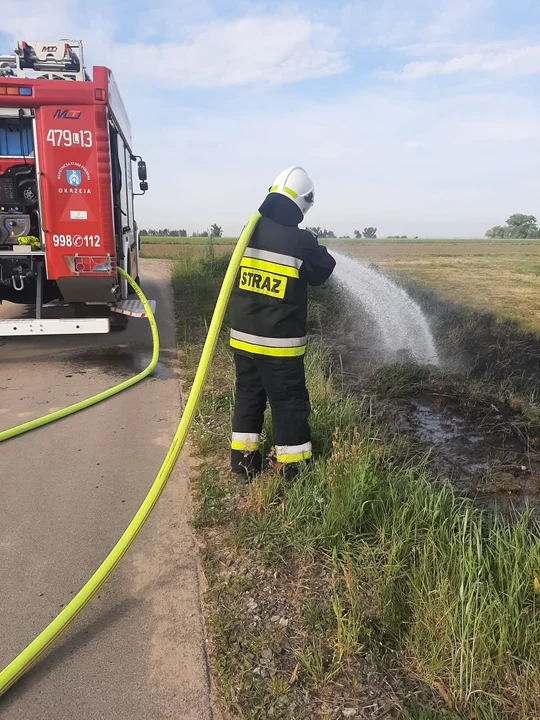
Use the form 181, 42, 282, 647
109, 313, 130, 331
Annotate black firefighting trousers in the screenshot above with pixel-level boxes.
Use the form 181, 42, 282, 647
231, 353, 312, 475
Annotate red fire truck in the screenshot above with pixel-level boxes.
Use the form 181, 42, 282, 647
0, 40, 153, 335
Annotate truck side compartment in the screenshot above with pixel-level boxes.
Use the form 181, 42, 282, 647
0, 40, 149, 333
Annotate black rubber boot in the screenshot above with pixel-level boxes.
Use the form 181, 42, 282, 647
280, 462, 300, 483
279, 456, 314, 483
231, 449, 263, 483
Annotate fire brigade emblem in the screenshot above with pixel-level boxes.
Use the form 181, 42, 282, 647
66, 169, 82, 187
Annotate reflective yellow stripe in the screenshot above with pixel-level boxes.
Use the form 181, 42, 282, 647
231, 440, 260, 451
277, 450, 313, 463
282, 186, 298, 198
241, 257, 299, 279
231, 329, 307, 348
230, 338, 306, 357
270, 185, 298, 199
244, 247, 303, 270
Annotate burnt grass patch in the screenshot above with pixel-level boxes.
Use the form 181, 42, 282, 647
312, 273, 540, 515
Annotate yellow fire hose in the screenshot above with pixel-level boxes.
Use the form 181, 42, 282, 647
0, 211, 261, 697
0, 270, 159, 443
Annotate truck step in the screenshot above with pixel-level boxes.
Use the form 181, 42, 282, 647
0, 318, 110, 336
111, 299, 156, 318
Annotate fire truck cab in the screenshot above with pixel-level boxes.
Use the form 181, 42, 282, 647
0, 40, 153, 335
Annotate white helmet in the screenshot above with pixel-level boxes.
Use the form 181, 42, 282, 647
269, 166, 315, 216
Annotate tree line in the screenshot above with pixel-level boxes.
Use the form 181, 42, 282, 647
140, 224, 224, 238
142, 214, 540, 241
140, 225, 383, 239
308, 227, 379, 239
485, 214, 540, 239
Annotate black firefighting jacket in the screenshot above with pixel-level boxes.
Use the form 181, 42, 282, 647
230, 194, 336, 357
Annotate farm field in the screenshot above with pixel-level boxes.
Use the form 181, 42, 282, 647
144, 237, 540, 334
141, 235, 237, 245
334, 239, 540, 336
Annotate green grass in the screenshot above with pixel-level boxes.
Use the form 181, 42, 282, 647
172, 251, 540, 719
191, 466, 232, 528
142, 235, 236, 245
146, 235, 540, 246
326, 237, 535, 245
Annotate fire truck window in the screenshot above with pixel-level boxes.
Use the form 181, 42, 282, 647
118, 139, 130, 224
109, 125, 134, 258
0, 119, 33, 157
124, 145, 134, 231
109, 125, 124, 258
109, 126, 129, 219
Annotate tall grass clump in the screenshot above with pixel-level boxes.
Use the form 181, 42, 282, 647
254, 354, 540, 717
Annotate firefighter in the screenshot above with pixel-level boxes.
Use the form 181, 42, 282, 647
230, 166, 336, 480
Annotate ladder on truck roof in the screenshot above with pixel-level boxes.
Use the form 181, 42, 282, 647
0, 40, 89, 81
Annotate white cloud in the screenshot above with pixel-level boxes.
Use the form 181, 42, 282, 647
338, 0, 495, 48
395, 43, 540, 79
107, 17, 348, 88
0, 0, 72, 38
396, 40, 516, 58
425, 0, 495, 38
0, 2, 347, 88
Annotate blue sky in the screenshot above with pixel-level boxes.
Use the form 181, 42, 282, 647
2, 0, 540, 236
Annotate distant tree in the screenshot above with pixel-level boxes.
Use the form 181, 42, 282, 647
485, 225, 506, 238
506, 214, 539, 238
140, 229, 147, 236
316, 228, 337, 238
363, 227, 377, 239
354, 230, 362, 239
308, 226, 322, 236
486, 214, 540, 239
210, 223, 223, 238
180, 229, 187, 237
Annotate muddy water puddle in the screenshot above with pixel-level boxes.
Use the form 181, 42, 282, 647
404, 397, 540, 514
68, 346, 178, 380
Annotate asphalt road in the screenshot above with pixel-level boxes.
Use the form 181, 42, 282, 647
0, 260, 217, 719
